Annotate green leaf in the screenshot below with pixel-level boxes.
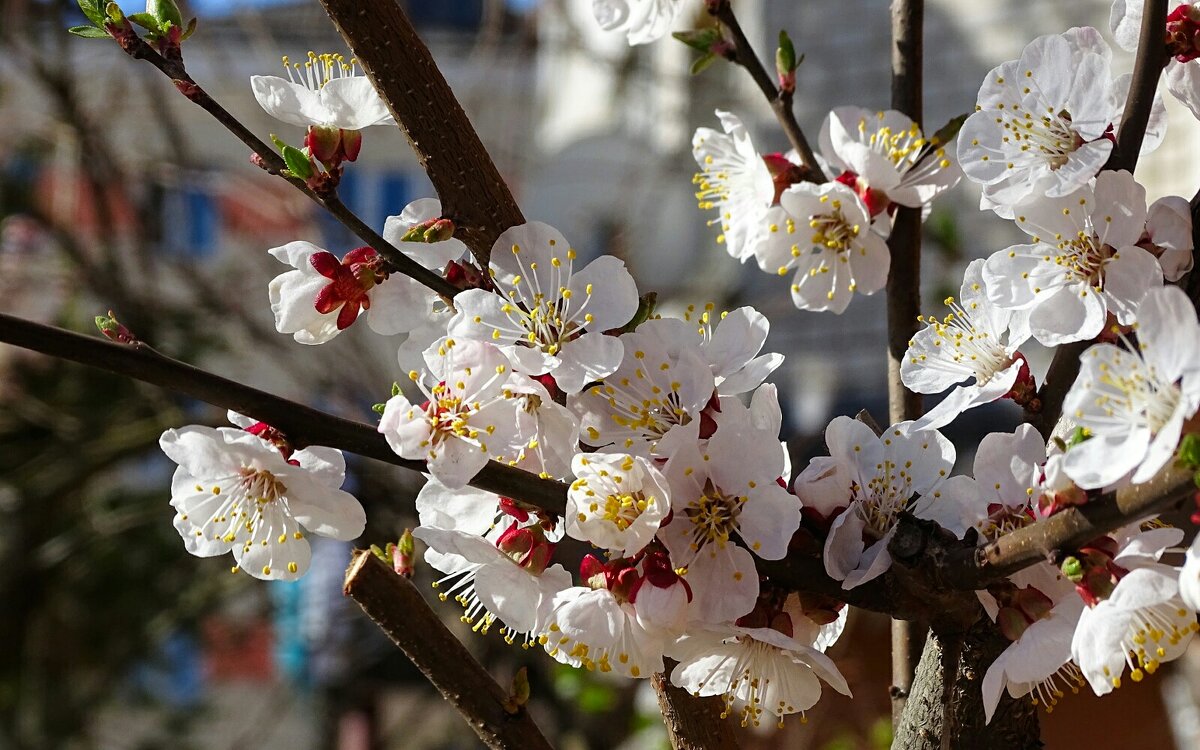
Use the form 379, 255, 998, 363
1179, 433, 1200, 469
127, 12, 161, 33
76, 0, 106, 27
690, 52, 718, 75
68, 25, 111, 37
147, 0, 183, 29
282, 145, 314, 179
928, 112, 968, 147
180, 16, 198, 41
672, 28, 720, 52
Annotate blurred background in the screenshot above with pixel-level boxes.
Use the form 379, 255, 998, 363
2, 0, 1200, 747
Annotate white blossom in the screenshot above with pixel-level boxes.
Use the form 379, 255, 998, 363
1112, 1, 1200, 120
591, 0, 685, 45
566, 453, 670, 557
1061, 286, 1200, 489
448, 222, 638, 394
982, 170, 1163, 346
159, 420, 365, 581
251, 52, 392, 131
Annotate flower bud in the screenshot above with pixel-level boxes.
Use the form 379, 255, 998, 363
146, 0, 183, 29
394, 529, 415, 578
95, 310, 137, 344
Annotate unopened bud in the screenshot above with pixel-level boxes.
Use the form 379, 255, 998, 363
503, 667, 531, 715
96, 310, 137, 344
776, 30, 799, 93
395, 529, 415, 578
399, 218, 456, 244
1061, 555, 1084, 583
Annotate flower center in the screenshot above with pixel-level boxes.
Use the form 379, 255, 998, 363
1056, 234, 1113, 288
1166, 5, 1200, 62
281, 51, 361, 91
1102, 603, 1199, 688
917, 295, 1011, 383
1091, 349, 1183, 435
684, 479, 744, 551
502, 244, 592, 355
806, 197, 861, 255
426, 382, 478, 442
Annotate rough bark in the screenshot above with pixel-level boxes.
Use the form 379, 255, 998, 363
318, 0, 525, 265
343, 551, 554, 750
652, 661, 740, 750
893, 619, 1041, 750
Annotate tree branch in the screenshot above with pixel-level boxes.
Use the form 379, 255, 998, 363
107, 23, 459, 299
343, 551, 554, 750
708, 0, 825, 181
885, 0, 926, 724
0, 313, 569, 512
652, 662, 740, 750
1029, 0, 1168, 436
318, 0, 526, 266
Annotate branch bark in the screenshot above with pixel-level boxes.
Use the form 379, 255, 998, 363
0, 312, 569, 512
343, 551, 554, 750
886, 0, 925, 725
318, 0, 526, 265
652, 661, 740, 750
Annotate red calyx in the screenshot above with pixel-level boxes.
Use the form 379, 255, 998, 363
244, 421, 296, 461
834, 170, 891, 217
445, 260, 487, 292
1167, 4, 1200, 62
1003, 352, 1040, 412
496, 522, 557, 575
305, 125, 364, 169
310, 247, 385, 330
498, 496, 531, 523
697, 391, 722, 439
762, 153, 808, 204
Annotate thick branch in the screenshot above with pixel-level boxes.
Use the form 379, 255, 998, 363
709, 1, 824, 180
109, 25, 459, 298
652, 662, 740, 750
343, 551, 554, 750
0, 313, 568, 512
318, 0, 525, 265
886, 0, 925, 723
1029, 0, 1168, 434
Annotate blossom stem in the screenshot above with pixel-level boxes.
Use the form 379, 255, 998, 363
111, 26, 460, 299
344, 551, 554, 750
708, 1, 825, 182
1032, 0, 1169, 438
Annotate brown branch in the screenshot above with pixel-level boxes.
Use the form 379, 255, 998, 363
1029, 0, 1168, 436
0, 312, 569, 512
343, 551, 554, 750
885, 0, 925, 725
948, 463, 1195, 590
708, 1, 824, 181
652, 662, 740, 750
107, 24, 459, 299
318, 0, 526, 266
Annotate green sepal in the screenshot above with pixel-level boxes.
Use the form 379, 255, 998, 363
1067, 426, 1092, 448
68, 25, 111, 37
371, 403, 387, 415
391, 381, 402, 397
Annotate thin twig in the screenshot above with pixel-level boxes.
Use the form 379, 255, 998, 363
886, 0, 925, 726
107, 24, 459, 299
1029, 0, 1168, 436
0, 312, 569, 511
709, 0, 825, 180
343, 551, 554, 750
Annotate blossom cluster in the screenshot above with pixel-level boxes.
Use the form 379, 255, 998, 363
149, 0, 1200, 732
